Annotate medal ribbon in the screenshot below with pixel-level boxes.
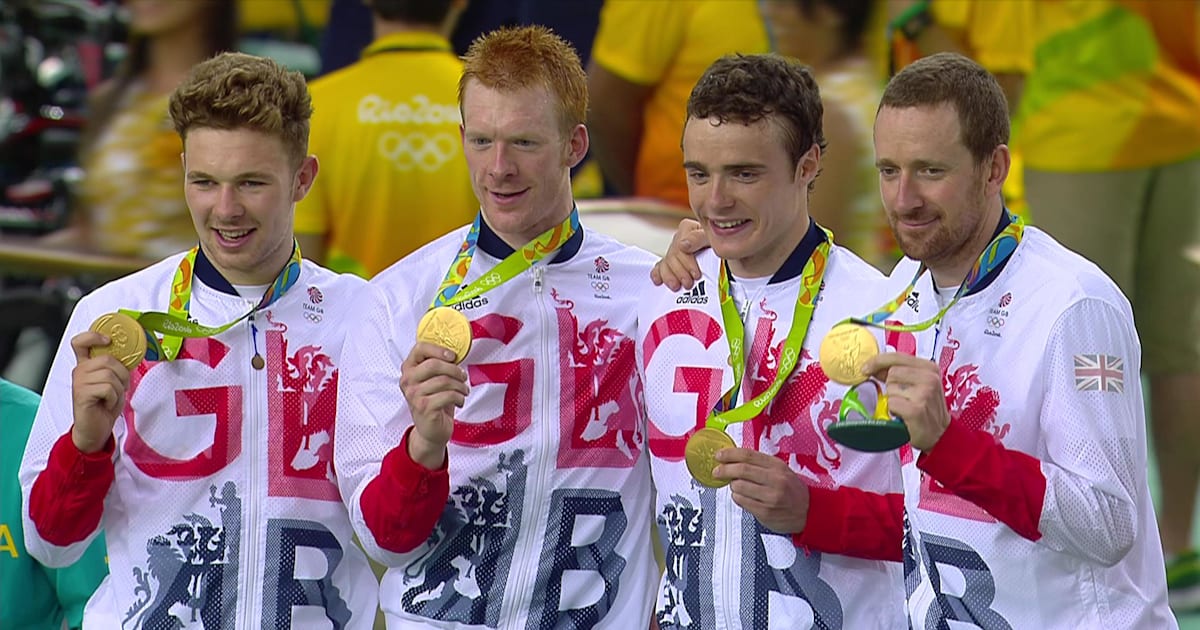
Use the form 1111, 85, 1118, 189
429, 208, 580, 309
118, 243, 303, 362
850, 212, 1024, 333
707, 229, 832, 431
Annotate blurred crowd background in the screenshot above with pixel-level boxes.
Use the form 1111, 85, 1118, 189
1, 0, 1198, 626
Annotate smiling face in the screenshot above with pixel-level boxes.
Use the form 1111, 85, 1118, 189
873, 102, 1007, 285
182, 127, 316, 285
460, 80, 587, 247
682, 115, 818, 278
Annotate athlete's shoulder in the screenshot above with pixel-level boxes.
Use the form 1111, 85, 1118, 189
579, 228, 658, 273
1009, 227, 1130, 312
638, 248, 722, 321
77, 252, 187, 310
827, 244, 886, 282
373, 226, 471, 289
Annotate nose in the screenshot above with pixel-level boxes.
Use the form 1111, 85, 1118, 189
707, 175, 734, 209
891, 172, 923, 213
488, 143, 515, 179
212, 184, 242, 219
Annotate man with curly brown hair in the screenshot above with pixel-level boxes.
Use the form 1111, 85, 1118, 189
20, 52, 380, 627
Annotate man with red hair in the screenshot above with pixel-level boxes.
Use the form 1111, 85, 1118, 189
335, 25, 658, 628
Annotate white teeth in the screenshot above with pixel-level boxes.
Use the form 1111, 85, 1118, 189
713, 219, 748, 229
218, 229, 250, 239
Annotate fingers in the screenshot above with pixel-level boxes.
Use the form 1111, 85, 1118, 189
860, 350, 932, 382
653, 251, 702, 292
401, 342, 470, 421
72, 360, 128, 411
678, 219, 706, 254
713, 448, 781, 485
401, 360, 469, 402
71, 354, 129, 453
655, 220, 706, 291
70, 330, 111, 363
403, 341, 460, 368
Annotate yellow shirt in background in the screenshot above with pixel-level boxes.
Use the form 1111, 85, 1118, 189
972, 0, 1200, 172
239, 0, 329, 32
295, 32, 477, 278
591, 0, 768, 208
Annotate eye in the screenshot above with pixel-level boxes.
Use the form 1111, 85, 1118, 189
685, 169, 708, 183
467, 136, 491, 147
240, 180, 266, 188
877, 166, 898, 178
734, 170, 759, 182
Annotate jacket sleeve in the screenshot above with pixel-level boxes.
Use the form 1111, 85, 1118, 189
334, 282, 448, 566
19, 295, 112, 568
359, 427, 450, 553
919, 297, 1143, 565
794, 486, 904, 561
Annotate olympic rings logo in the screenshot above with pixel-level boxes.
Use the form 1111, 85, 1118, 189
378, 131, 459, 172
591, 281, 609, 291
987, 316, 1005, 327
480, 273, 503, 286
304, 312, 323, 323
781, 347, 798, 367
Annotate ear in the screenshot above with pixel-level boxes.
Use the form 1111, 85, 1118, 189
984, 144, 1010, 198
794, 142, 821, 186
293, 155, 319, 203
565, 123, 589, 169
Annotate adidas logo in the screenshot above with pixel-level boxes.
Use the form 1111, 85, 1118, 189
452, 296, 489, 311
676, 280, 709, 305
906, 291, 920, 311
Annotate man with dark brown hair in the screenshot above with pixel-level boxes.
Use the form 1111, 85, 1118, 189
656, 51, 1176, 630
638, 53, 905, 629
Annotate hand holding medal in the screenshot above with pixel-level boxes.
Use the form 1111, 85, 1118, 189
70, 312, 150, 454
685, 238, 831, 488
821, 213, 1025, 452
818, 321, 910, 452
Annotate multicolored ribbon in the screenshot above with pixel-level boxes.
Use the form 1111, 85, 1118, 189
119, 243, 303, 361
430, 208, 580, 309
706, 228, 833, 431
850, 212, 1024, 334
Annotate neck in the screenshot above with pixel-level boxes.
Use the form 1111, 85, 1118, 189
201, 244, 294, 287
728, 258, 779, 279
928, 198, 1004, 288
727, 212, 812, 279
374, 17, 448, 39
493, 209, 573, 250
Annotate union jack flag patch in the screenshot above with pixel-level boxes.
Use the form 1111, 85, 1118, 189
1074, 354, 1124, 393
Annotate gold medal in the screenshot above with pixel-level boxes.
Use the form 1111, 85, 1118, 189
88, 312, 147, 371
416, 306, 473, 364
684, 427, 736, 488
818, 322, 879, 386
